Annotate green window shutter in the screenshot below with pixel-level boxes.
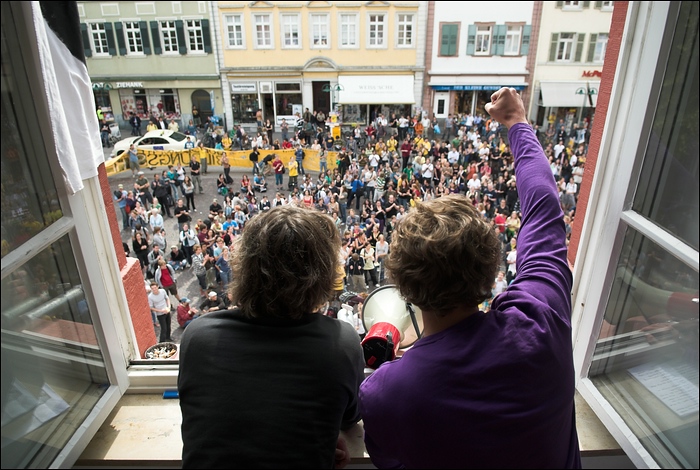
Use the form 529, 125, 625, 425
587, 33, 597, 62
574, 33, 585, 62
202, 19, 212, 53
493, 24, 506, 56
549, 33, 559, 61
114, 22, 126, 55
595, 1, 603, 7
139, 21, 151, 55
440, 24, 457, 56
150, 21, 162, 54
466, 24, 476, 55
556, 1, 564, 7
520, 25, 531, 55
105, 22, 117, 56
80, 23, 92, 58
176, 20, 187, 54
583, 1, 591, 7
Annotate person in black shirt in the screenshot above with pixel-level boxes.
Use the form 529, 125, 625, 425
174, 199, 191, 233
151, 174, 172, 218
189, 156, 203, 194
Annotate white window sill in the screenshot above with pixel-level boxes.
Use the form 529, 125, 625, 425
74, 391, 628, 467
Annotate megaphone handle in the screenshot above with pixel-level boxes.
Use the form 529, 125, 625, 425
385, 331, 395, 362
407, 303, 422, 340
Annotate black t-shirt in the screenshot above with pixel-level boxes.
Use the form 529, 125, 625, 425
178, 309, 364, 468
209, 203, 223, 214
189, 160, 201, 175
174, 206, 190, 223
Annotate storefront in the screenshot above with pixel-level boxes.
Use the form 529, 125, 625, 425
90, 79, 221, 131
230, 81, 303, 128
535, 80, 600, 134
431, 84, 527, 118
116, 82, 182, 124
336, 75, 416, 125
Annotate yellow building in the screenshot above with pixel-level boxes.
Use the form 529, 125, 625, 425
214, 1, 427, 132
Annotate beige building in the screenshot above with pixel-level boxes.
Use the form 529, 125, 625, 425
213, 1, 428, 132
79, 1, 223, 131
528, 1, 614, 137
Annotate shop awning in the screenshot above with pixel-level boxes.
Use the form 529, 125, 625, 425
337, 75, 415, 104
540, 81, 599, 108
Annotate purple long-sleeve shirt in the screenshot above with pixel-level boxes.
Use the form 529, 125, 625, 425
358, 123, 581, 468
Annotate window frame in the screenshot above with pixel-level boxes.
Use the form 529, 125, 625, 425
158, 19, 179, 54
2, 2, 131, 466
503, 24, 522, 56
183, 17, 205, 54
122, 19, 145, 55
87, 21, 110, 56
280, 13, 301, 49
556, 32, 576, 61
366, 11, 387, 49
571, 2, 698, 468
593, 32, 609, 62
309, 12, 330, 49
338, 12, 359, 49
253, 12, 274, 50
474, 24, 493, 56
395, 12, 415, 48
563, 1, 584, 10
224, 13, 245, 49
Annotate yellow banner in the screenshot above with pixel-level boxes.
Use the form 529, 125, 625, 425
105, 147, 338, 176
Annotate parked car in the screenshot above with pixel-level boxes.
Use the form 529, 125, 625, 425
110, 130, 197, 159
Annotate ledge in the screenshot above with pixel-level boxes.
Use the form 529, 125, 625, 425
75, 391, 624, 467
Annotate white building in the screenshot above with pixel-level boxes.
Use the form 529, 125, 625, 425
425, 1, 535, 120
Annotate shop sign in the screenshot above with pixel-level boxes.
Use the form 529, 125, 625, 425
92, 82, 113, 90
582, 70, 602, 78
115, 81, 144, 88
230, 82, 257, 93
431, 85, 526, 91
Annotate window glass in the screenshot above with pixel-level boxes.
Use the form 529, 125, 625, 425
593, 33, 609, 62
185, 19, 204, 52
504, 25, 521, 55
281, 14, 300, 47
590, 230, 698, 468
225, 15, 244, 48
475, 26, 491, 55
160, 20, 178, 53
310, 14, 329, 47
254, 14, 272, 48
339, 14, 357, 47
123, 21, 143, 54
368, 13, 385, 47
89, 23, 108, 55
1, 53, 62, 258
589, 4, 699, 467
557, 32, 575, 61
1, 9, 109, 467
397, 14, 414, 47
632, 15, 699, 251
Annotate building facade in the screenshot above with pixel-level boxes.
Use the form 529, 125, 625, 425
528, 0, 614, 138
213, 1, 428, 131
78, 1, 224, 131
424, 1, 536, 121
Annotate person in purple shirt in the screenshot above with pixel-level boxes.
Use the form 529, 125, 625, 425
358, 87, 581, 469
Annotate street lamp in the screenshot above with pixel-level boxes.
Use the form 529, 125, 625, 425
322, 83, 344, 113
575, 84, 598, 125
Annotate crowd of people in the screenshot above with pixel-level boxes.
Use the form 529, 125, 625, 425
114, 99, 589, 339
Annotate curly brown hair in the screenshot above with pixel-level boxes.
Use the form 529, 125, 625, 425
385, 195, 500, 315
230, 205, 340, 320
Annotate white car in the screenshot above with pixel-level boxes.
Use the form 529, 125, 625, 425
110, 130, 197, 159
